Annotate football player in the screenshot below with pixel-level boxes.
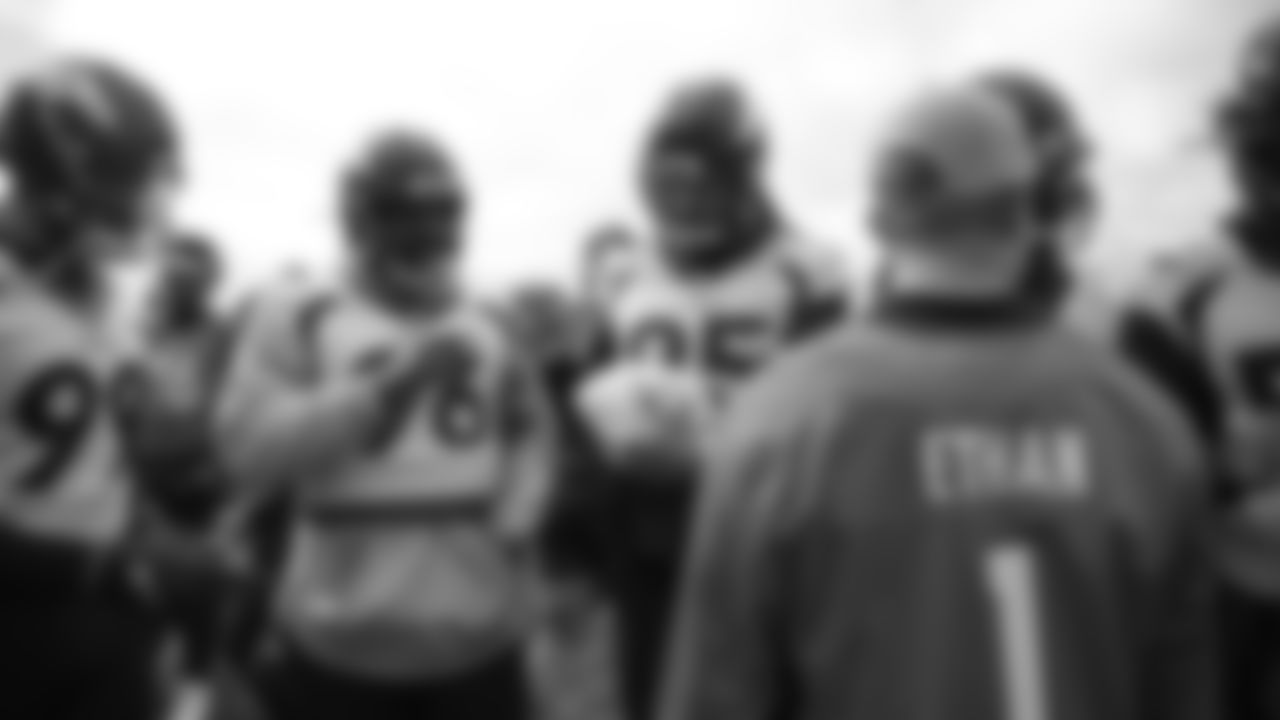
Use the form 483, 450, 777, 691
575, 77, 850, 720
1130, 16, 1280, 719
117, 230, 241, 694
659, 82, 1218, 720
500, 280, 611, 586
497, 279, 627, 720
213, 128, 555, 720
0, 57, 182, 720
978, 69, 1222, 448
977, 69, 1096, 306
582, 222, 640, 312
124, 232, 229, 523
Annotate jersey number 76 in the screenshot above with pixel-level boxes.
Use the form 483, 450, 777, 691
375, 336, 496, 452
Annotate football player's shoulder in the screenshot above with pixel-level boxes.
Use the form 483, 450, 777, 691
1071, 328, 1206, 488
0, 253, 70, 348
724, 324, 876, 445
612, 234, 661, 279
234, 271, 340, 366
773, 231, 851, 299
1129, 236, 1241, 322
0, 250, 27, 298
455, 295, 525, 368
596, 236, 665, 312
1060, 273, 1127, 341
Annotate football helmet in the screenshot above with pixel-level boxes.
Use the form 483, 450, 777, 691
154, 229, 221, 325
1220, 16, 1280, 258
641, 77, 773, 272
1221, 17, 1280, 194
0, 56, 180, 257
980, 69, 1094, 241
870, 85, 1039, 250
341, 128, 465, 309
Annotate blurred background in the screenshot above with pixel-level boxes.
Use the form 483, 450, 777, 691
0, 0, 1273, 294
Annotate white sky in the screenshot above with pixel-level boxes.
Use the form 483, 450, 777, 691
0, 0, 1273, 293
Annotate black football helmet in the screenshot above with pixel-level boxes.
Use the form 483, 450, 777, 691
0, 56, 180, 243
641, 77, 774, 271
155, 229, 221, 325
1221, 16, 1280, 215
342, 128, 464, 264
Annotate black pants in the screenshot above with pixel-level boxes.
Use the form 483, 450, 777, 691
0, 598, 168, 720
608, 476, 698, 720
1223, 586, 1280, 720
253, 642, 532, 720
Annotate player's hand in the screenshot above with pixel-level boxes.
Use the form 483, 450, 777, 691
361, 333, 475, 451
575, 362, 712, 467
357, 339, 436, 451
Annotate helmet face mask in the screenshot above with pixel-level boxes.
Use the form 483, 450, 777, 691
641, 77, 768, 271
873, 149, 1033, 250
644, 149, 742, 262
343, 129, 465, 311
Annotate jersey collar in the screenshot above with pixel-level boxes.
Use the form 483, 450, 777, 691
874, 291, 1052, 332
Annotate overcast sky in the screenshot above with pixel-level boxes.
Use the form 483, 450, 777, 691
0, 0, 1273, 291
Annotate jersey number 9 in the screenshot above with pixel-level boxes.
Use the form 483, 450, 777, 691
13, 363, 99, 495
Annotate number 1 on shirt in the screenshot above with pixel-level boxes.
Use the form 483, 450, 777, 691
986, 544, 1049, 720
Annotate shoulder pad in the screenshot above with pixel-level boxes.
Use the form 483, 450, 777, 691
235, 275, 339, 381
471, 297, 522, 346
778, 235, 852, 299
1129, 239, 1239, 323
596, 237, 652, 302
1061, 280, 1123, 340
0, 253, 26, 301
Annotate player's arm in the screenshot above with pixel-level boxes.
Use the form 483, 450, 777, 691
1116, 306, 1222, 448
493, 349, 560, 544
658, 380, 802, 720
213, 291, 418, 491
1142, 400, 1222, 720
535, 326, 630, 584
1121, 254, 1231, 494
785, 240, 851, 341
